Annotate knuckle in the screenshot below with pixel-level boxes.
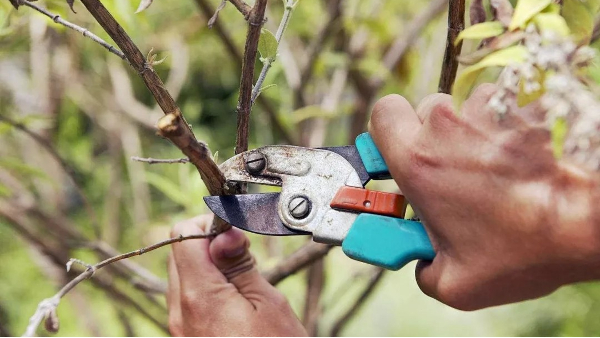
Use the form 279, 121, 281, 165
180, 289, 201, 311
168, 318, 184, 336
435, 278, 480, 312
271, 291, 291, 310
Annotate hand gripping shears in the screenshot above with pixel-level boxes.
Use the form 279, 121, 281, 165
204, 133, 435, 270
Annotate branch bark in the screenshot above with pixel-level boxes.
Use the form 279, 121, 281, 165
438, 0, 465, 94
235, 0, 268, 155
263, 242, 333, 285
330, 268, 385, 337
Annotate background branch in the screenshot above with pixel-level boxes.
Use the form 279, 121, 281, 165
263, 242, 333, 285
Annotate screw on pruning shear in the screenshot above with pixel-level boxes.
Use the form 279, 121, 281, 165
204, 133, 435, 270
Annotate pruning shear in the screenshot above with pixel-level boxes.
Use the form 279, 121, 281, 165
204, 133, 435, 270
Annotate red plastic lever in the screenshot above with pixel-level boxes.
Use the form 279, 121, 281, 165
330, 186, 405, 218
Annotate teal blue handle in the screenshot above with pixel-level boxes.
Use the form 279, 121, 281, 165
342, 214, 435, 270
355, 133, 391, 179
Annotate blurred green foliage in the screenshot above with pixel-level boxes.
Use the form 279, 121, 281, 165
0, 0, 599, 336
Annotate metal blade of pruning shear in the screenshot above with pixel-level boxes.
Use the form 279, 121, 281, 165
203, 193, 309, 236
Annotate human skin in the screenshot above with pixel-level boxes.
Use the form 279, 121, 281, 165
167, 84, 600, 335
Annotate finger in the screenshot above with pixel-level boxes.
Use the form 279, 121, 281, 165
171, 215, 226, 292
415, 258, 443, 302
368, 94, 421, 177
167, 253, 183, 336
209, 228, 283, 306
415, 93, 453, 123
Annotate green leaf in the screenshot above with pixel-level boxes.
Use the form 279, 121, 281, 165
259, 83, 277, 93
291, 105, 339, 123
551, 118, 568, 158
455, 22, 506, 45
453, 45, 529, 109
509, 0, 552, 30
533, 13, 570, 36
0, 158, 52, 182
258, 29, 278, 61
562, 0, 600, 44
145, 172, 192, 209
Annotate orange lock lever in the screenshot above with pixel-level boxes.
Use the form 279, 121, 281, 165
330, 186, 405, 218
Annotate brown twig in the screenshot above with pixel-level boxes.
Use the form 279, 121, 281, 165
23, 232, 215, 336
263, 242, 333, 285
235, 0, 268, 155
130, 156, 190, 164
19, 0, 126, 60
438, 0, 466, 94
330, 268, 386, 337
77, 0, 226, 197
229, 0, 252, 18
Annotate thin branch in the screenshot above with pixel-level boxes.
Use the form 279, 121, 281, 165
77, 0, 226, 197
0, 115, 101, 238
235, 0, 268, 155
194, 0, 296, 144
438, 0, 466, 94
302, 259, 325, 335
23, 233, 215, 337
330, 268, 385, 337
19, 0, 126, 60
263, 242, 333, 285
229, 0, 252, 18
208, 0, 227, 28
130, 156, 190, 164
251, 0, 296, 103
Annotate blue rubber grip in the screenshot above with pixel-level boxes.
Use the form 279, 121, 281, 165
342, 214, 435, 270
355, 133, 391, 179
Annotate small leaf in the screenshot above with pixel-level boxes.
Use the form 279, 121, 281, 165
213, 151, 219, 163
470, 0, 486, 25
490, 0, 514, 27
453, 45, 529, 109
533, 13, 570, 36
509, 0, 552, 30
135, 0, 153, 13
291, 105, 339, 123
458, 31, 525, 65
455, 21, 506, 46
551, 118, 568, 158
258, 29, 278, 61
562, 0, 600, 44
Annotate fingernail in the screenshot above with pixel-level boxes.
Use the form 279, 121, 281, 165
223, 246, 246, 258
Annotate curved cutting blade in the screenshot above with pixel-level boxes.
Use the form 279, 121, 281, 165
203, 193, 309, 236
319, 145, 370, 186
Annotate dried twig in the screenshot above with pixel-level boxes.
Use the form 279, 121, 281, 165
229, 0, 252, 18
330, 268, 385, 337
235, 0, 268, 155
263, 242, 333, 285
130, 156, 190, 164
19, 0, 125, 60
251, 0, 296, 103
438, 0, 466, 93
208, 0, 227, 28
23, 233, 215, 336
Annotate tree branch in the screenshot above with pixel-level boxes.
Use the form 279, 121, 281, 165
229, 0, 252, 18
263, 242, 333, 285
23, 233, 215, 336
330, 268, 385, 337
234, 0, 268, 155
438, 0, 465, 94
19, 0, 126, 60
77, 0, 226, 197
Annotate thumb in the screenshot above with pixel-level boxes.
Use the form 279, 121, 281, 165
209, 228, 281, 303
